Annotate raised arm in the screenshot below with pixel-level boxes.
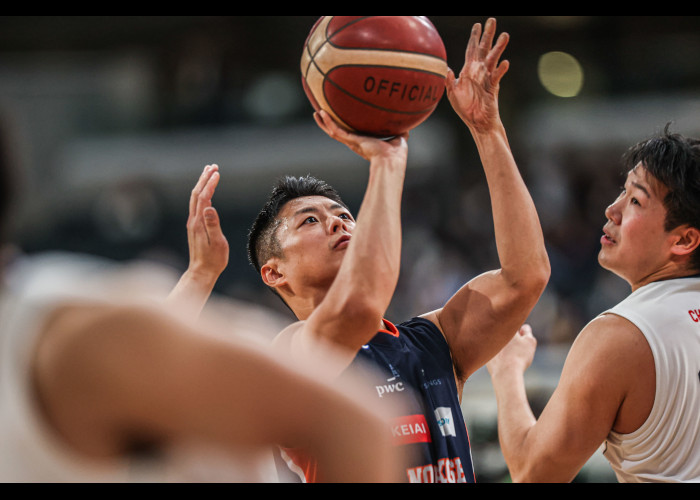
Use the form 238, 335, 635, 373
422, 18, 550, 386
166, 164, 229, 318
286, 111, 408, 360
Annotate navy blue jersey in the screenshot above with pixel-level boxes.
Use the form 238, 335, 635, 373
353, 317, 475, 483
280, 317, 475, 483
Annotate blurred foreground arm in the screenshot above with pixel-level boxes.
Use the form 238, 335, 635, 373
33, 300, 404, 482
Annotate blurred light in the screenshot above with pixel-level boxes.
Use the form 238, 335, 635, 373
537, 51, 584, 98
243, 72, 304, 121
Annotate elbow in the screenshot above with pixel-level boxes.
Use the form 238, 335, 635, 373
530, 250, 551, 289
328, 290, 386, 334
507, 453, 576, 483
508, 460, 544, 483
530, 258, 551, 296
345, 296, 386, 328
509, 256, 551, 300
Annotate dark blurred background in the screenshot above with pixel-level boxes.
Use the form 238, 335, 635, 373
1, 16, 698, 482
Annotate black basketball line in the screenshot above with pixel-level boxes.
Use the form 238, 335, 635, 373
302, 44, 314, 81
324, 16, 445, 61
324, 16, 372, 40
306, 54, 327, 84
305, 16, 364, 66
303, 17, 445, 86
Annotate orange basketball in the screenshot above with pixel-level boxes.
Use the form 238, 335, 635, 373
301, 16, 448, 138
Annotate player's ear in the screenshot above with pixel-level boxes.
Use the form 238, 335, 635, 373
261, 259, 286, 289
670, 225, 700, 257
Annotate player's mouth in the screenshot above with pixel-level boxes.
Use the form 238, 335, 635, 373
334, 234, 351, 249
601, 227, 616, 246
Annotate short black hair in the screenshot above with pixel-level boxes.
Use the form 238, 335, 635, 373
623, 123, 700, 270
246, 174, 348, 274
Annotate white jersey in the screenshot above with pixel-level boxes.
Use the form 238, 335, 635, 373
601, 276, 700, 483
0, 252, 279, 482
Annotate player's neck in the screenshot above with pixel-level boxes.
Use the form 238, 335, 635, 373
286, 287, 329, 321
628, 260, 698, 292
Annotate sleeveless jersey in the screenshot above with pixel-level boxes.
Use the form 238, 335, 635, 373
281, 317, 475, 483
601, 276, 700, 482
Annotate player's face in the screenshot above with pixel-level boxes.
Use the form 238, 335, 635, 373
273, 195, 356, 289
598, 164, 674, 288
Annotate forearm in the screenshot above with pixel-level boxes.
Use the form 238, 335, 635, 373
489, 367, 539, 480
165, 268, 219, 319
326, 153, 405, 318
346, 154, 405, 308
308, 152, 405, 350
471, 123, 549, 286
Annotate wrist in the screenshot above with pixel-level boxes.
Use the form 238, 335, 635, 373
468, 118, 505, 139
183, 266, 220, 290
488, 361, 526, 384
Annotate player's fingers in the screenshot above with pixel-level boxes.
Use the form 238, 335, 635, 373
519, 324, 533, 336
203, 207, 228, 250
490, 60, 510, 87
485, 32, 510, 73
480, 18, 497, 50
199, 170, 220, 206
203, 206, 221, 230
190, 164, 216, 216
463, 23, 482, 74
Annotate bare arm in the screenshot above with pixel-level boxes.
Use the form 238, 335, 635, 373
292, 111, 408, 357
486, 315, 654, 482
422, 18, 549, 386
33, 301, 405, 482
166, 164, 229, 318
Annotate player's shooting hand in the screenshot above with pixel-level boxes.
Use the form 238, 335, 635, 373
446, 17, 510, 134
186, 164, 229, 281
314, 110, 408, 166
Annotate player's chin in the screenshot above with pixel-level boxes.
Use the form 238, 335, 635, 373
597, 249, 616, 272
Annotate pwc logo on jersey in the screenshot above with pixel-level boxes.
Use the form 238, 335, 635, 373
375, 375, 405, 398
392, 414, 431, 446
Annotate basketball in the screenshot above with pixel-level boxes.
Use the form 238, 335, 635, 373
301, 16, 448, 138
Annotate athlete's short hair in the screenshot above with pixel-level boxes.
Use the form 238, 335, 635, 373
623, 123, 700, 270
246, 174, 348, 274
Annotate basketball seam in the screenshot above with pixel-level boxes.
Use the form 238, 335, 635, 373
301, 16, 446, 135
324, 16, 446, 61
324, 16, 371, 40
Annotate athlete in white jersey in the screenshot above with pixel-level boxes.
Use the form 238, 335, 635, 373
486, 125, 700, 482
603, 276, 700, 481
